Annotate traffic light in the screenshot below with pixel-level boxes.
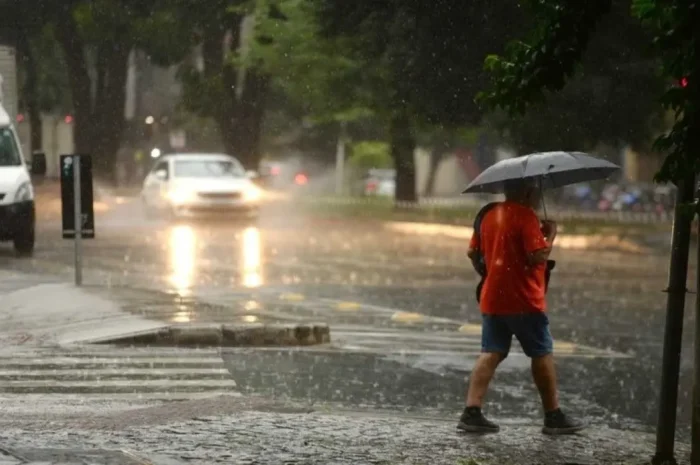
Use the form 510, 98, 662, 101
680, 77, 688, 88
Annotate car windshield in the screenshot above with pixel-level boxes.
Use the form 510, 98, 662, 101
0, 127, 22, 167
173, 159, 245, 178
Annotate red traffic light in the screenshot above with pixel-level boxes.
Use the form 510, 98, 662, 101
64, 115, 73, 124
680, 77, 689, 88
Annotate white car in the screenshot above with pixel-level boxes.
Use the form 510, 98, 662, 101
141, 153, 262, 219
0, 103, 45, 255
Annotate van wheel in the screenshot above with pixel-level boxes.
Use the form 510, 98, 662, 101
14, 225, 35, 257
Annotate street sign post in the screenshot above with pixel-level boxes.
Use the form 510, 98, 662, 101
60, 154, 95, 286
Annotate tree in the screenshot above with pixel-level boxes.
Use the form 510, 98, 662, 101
309, 0, 524, 202
253, 0, 377, 167
0, 0, 57, 152
51, 0, 193, 181
480, 0, 698, 183
170, 0, 277, 170
17, 24, 72, 152
486, 0, 667, 156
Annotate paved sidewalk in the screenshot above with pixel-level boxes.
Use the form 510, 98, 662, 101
0, 405, 692, 464
0, 272, 169, 351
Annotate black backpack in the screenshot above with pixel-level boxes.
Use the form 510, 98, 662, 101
472, 202, 556, 303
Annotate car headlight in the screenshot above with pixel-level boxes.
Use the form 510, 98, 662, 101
14, 182, 32, 202
243, 186, 261, 201
167, 189, 195, 204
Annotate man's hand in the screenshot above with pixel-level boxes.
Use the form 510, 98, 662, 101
541, 220, 557, 243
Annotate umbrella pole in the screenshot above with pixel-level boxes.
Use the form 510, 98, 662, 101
540, 182, 548, 220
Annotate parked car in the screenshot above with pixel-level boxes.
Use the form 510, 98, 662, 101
363, 169, 395, 197
141, 153, 261, 220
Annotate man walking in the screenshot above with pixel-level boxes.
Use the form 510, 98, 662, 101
458, 179, 585, 435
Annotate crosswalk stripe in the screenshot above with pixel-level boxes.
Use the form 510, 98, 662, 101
2, 379, 237, 388
0, 347, 238, 401
330, 329, 630, 359
0, 368, 231, 378
0, 357, 224, 367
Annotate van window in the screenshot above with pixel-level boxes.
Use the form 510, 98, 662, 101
0, 127, 22, 167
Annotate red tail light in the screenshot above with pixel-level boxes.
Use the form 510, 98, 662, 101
295, 173, 308, 185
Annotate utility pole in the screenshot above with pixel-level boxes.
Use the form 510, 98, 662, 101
653, 173, 696, 465
335, 121, 347, 196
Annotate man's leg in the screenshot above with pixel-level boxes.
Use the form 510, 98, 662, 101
458, 315, 511, 433
531, 353, 559, 412
513, 312, 585, 435
465, 352, 504, 407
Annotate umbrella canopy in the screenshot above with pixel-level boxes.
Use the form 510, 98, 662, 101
462, 151, 620, 194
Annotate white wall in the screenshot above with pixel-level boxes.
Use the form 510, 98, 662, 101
414, 149, 470, 196
40, 115, 74, 178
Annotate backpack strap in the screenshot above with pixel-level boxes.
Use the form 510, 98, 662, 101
472, 202, 500, 277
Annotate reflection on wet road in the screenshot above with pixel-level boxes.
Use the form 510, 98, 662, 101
2, 197, 696, 438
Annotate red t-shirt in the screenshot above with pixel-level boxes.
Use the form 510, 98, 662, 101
469, 201, 549, 314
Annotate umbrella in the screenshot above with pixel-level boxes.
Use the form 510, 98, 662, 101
462, 151, 620, 218
462, 151, 620, 194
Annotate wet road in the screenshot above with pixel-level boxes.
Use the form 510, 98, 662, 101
1, 194, 696, 439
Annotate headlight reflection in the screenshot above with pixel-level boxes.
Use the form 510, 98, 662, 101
242, 226, 263, 288
169, 225, 196, 296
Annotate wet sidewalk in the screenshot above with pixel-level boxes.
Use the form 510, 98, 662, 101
0, 404, 692, 465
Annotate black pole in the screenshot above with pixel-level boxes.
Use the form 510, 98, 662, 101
693, 197, 700, 465
653, 174, 696, 465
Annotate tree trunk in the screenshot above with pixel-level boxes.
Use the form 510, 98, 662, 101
18, 35, 42, 153
55, 7, 131, 185
389, 110, 417, 203
424, 149, 444, 196
218, 69, 269, 170
54, 8, 92, 156
194, 15, 269, 170
91, 44, 129, 182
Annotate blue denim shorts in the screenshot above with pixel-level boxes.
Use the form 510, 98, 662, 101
481, 312, 553, 358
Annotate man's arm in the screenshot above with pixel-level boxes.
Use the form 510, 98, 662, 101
524, 218, 556, 266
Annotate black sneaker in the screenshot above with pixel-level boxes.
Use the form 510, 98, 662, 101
542, 409, 586, 435
457, 406, 500, 433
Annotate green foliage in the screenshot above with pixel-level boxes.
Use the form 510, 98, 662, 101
479, 0, 613, 115
29, 25, 72, 114
632, 0, 699, 182
479, 0, 699, 183
315, 0, 525, 126
252, 0, 375, 124
486, 0, 666, 154
348, 141, 392, 170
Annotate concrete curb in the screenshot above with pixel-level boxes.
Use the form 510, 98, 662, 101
87, 323, 331, 347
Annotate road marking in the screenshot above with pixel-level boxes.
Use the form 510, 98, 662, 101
391, 311, 426, 323
279, 293, 305, 302
458, 323, 481, 335
336, 301, 361, 311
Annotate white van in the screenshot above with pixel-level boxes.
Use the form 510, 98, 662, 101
0, 103, 46, 256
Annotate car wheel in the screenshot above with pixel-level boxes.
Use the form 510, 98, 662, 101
14, 223, 35, 257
